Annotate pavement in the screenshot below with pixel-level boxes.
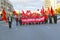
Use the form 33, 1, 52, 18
0, 20, 60, 40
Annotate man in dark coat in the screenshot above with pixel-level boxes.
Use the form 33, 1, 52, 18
8, 16, 12, 28
53, 15, 57, 24
48, 14, 52, 24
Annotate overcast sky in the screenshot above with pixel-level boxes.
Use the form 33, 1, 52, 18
9, 0, 44, 11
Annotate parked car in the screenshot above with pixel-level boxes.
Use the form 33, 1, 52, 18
57, 15, 60, 20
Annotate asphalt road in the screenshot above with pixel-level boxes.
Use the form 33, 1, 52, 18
0, 20, 60, 40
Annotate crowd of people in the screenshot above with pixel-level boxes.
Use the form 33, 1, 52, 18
17, 12, 57, 28
1, 7, 57, 29
7, 12, 57, 29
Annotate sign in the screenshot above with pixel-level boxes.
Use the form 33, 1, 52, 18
21, 16, 45, 24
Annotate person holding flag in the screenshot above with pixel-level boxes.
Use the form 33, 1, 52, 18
51, 7, 57, 24
2, 8, 8, 23
47, 7, 53, 24
2, 8, 13, 28
13, 10, 19, 26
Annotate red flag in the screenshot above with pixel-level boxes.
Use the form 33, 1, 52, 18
26, 10, 31, 14
47, 7, 51, 15
40, 6, 45, 15
2, 9, 8, 23
51, 7, 55, 16
40, 9, 42, 13
13, 10, 18, 16
22, 10, 25, 16
26, 10, 31, 18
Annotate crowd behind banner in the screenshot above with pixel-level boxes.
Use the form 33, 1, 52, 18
13, 7, 57, 26
1, 7, 57, 29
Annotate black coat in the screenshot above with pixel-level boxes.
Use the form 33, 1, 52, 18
8, 17, 12, 22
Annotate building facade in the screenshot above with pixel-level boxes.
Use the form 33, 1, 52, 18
0, 0, 14, 14
44, 0, 51, 10
56, 0, 60, 8
44, 0, 57, 10
50, 0, 56, 10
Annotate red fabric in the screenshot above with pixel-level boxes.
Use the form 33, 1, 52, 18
2, 9, 8, 23
26, 10, 31, 16
51, 7, 55, 16
16, 17, 18, 22
13, 10, 18, 16
44, 15, 48, 20
22, 10, 25, 14
22, 10, 25, 17
21, 10, 45, 19
22, 10, 25, 15
21, 16, 45, 24
40, 9, 42, 14
47, 7, 51, 15
40, 6, 45, 15
22, 11, 41, 18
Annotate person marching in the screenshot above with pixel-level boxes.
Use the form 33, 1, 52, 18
15, 16, 18, 26
8, 14, 12, 28
51, 7, 57, 24
53, 14, 57, 24
18, 14, 22, 25
44, 14, 48, 24
48, 14, 52, 24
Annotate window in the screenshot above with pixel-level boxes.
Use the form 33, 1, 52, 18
1, 2, 3, 4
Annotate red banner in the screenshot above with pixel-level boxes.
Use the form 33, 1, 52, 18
21, 16, 45, 24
